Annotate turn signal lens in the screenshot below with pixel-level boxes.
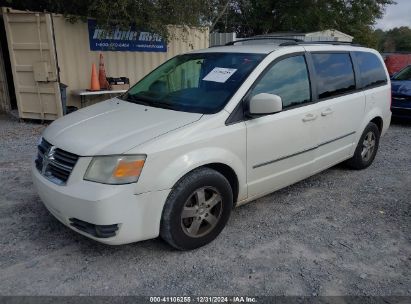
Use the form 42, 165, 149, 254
84, 155, 146, 185
113, 159, 145, 178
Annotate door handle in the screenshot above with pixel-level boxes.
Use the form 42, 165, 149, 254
321, 108, 334, 116
302, 113, 317, 122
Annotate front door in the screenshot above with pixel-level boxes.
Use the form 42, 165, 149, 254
246, 54, 319, 198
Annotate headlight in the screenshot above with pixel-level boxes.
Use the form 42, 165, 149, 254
84, 155, 146, 185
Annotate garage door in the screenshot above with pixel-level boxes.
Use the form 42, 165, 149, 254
2, 8, 62, 120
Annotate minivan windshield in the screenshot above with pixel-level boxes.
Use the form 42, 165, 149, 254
121, 52, 266, 114
392, 65, 411, 81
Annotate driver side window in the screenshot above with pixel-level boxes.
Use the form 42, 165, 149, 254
251, 55, 311, 109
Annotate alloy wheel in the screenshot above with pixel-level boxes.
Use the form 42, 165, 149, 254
361, 131, 376, 162
180, 186, 223, 238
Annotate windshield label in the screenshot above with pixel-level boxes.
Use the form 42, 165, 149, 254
203, 67, 237, 83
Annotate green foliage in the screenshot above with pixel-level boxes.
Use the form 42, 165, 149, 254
212, 0, 395, 47
2, 0, 397, 47
1, 0, 215, 39
374, 27, 411, 52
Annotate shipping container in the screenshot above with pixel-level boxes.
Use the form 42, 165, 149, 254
0, 7, 209, 120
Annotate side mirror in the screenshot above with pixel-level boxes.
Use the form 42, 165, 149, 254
248, 93, 283, 116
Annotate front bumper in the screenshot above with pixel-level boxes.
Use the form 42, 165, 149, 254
32, 160, 170, 245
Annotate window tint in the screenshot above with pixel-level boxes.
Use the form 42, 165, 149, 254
354, 52, 387, 88
251, 55, 311, 109
312, 53, 356, 99
392, 65, 411, 81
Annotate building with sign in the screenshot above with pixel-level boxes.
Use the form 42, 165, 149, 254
0, 8, 209, 120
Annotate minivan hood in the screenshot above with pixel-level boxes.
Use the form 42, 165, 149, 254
43, 98, 202, 156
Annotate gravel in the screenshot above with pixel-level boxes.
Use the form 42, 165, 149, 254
0, 113, 410, 296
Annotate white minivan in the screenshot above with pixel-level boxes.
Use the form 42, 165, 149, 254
32, 39, 391, 250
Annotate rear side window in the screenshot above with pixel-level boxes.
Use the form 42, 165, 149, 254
312, 53, 356, 99
354, 52, 387, 88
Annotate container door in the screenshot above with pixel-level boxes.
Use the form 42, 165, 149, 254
0, 42, 10, 112
2, 8, 62, 120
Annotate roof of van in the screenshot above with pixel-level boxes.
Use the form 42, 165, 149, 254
189, 43, 373, 55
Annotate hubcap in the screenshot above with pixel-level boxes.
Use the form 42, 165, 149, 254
181, 186, 223, 238
361, 131, 376, 162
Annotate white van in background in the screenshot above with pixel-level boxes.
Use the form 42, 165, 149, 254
32, 39, 391, 250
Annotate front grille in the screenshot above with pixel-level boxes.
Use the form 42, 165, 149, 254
69, 218, 119, 238
35, 139, 79, 185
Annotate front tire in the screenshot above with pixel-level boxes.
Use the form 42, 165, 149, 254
160, 167, 233, 250
346, 122, 380, 170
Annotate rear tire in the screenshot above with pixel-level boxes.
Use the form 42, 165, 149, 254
346, 122, 380, 170
160, 167, 233, 250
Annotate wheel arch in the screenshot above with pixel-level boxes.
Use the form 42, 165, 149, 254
136, 146, 247, 203
370, 116, 383, 133
202, 163, 239, 205
356, 109, 384, 144
165, 162, 240, 205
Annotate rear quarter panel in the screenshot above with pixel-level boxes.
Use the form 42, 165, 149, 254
358, 50, 391, 141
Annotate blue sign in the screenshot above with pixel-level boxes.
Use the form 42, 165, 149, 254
87, 19, 167, 52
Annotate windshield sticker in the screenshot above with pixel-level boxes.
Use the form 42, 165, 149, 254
203, 67, 237, 83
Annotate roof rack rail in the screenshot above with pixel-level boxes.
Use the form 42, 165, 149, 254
225, 36, 303, 46
278, 40, 362, 47
222, 36, 363, 47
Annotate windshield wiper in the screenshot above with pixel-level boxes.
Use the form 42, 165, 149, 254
125, 94, 153, 106
152, 101, 178, 110
125, 94, 178, 111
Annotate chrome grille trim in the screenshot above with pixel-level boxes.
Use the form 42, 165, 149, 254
35, 139, 79, 185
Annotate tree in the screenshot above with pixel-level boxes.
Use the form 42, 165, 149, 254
212, 0, 395, 47
1, 0, 397, 47
373, 28, 386, 51
374, 26, 411, 52
0, 0, 217, 39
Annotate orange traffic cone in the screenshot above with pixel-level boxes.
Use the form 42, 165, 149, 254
90, 63, 100, 91
98, 53, 109, 89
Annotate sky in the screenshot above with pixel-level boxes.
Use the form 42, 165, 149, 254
375, 0, 411, 30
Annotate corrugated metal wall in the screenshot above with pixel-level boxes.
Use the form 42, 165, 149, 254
52, 16, 209, 107
209, 32, 236, 46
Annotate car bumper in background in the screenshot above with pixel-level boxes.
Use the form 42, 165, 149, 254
391, 98, 411, 119
391, 106, 411, 119
32, 161, 170, 245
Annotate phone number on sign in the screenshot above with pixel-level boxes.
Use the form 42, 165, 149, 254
94, 42, 130, 48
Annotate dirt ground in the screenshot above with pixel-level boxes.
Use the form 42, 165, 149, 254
0, 113, 410, 296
